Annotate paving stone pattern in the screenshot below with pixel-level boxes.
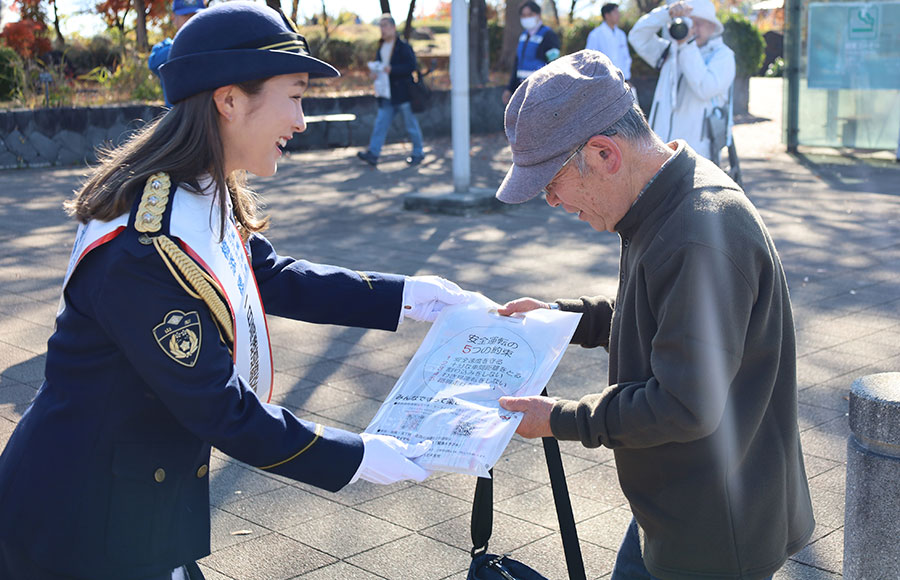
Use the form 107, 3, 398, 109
1, 79, 898, 579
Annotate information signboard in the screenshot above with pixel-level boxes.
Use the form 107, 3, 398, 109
807, 2, 900, 90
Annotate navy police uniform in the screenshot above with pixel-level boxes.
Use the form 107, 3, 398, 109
0, 179, 404, 578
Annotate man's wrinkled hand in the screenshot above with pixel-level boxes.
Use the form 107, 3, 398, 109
497, 297, 552, 317
499, 395, 555, 438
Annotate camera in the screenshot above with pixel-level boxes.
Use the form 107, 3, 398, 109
668, 16, 692, 40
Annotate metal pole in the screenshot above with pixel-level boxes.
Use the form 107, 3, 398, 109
784, 0, 801, 152
450, 0, 471, 192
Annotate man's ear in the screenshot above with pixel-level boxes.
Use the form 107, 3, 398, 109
586, 134, 622, 175
213, 85, 237, 122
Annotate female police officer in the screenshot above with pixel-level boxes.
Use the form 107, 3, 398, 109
0, 3, 466, 578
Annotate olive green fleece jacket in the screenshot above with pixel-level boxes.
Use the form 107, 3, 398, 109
551, 142, 814, 580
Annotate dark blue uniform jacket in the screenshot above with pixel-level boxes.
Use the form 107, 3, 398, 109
0, 197, 404, 579
376, 38, 418, 105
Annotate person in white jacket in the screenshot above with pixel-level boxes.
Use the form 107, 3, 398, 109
585, 3, 632, 82
628, 0, 735, 160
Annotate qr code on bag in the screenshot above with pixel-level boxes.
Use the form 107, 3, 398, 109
452, 421, 476, 437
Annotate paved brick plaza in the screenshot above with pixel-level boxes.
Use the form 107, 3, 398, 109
0, 79, 898, 578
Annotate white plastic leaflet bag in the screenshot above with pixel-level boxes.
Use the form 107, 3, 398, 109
365, 293, 582, 478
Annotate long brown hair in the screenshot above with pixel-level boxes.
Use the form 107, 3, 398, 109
64, 79, 270, 239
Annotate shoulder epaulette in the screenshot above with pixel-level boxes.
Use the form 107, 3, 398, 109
137, 172, 236, 348
136, 172, 170, 233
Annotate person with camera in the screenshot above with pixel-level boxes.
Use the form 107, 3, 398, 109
628, 0, 735, 161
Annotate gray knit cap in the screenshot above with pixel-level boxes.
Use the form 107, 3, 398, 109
496, 50, 634, 204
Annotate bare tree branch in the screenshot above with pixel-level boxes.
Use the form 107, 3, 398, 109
403, 0, 416, 41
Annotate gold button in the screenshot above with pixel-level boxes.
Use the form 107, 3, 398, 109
196, 464, 208, 478
154, 468, 166, 483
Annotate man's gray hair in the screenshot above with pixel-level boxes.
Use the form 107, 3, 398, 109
574, 103, 658, 174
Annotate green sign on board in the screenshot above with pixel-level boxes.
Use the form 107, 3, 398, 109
808, 2, 900, 90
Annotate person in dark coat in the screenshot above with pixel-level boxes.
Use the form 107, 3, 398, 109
357, 14, 425, 167
0, 3, 467, 579
495, 51, 813, 580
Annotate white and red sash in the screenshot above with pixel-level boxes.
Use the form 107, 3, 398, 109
59, 183, 274, 402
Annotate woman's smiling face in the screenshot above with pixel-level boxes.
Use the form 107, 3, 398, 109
221, 72, 309, 177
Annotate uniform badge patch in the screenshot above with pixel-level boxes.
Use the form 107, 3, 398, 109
153, 310, 202, 367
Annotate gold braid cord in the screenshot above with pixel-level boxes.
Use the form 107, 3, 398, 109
152, 236, 235, 345
137, 172, 235, 347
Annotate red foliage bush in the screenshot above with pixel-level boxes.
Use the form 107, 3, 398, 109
1, 19, 52, 60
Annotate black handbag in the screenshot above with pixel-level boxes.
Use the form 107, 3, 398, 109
467, 402, 587, 580
408, 69, 432, 113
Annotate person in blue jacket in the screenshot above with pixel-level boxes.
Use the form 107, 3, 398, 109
502, 1, 561, 105
0, 3, 466, 579
356, 14, 425, 167
148, 0, 206, 107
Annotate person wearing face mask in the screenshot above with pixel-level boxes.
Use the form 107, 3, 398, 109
502, 1, 561, 106
628, 0, 735, 161
0, 3, 469, 578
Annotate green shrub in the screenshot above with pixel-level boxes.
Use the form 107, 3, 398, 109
316, 38, 355, 69
54, 36, 123, 77
0, 45, 24, 99
561, 19, 600, 56
350, 37, 380, 69
114, 54, 162, 101
77, 53, 161, 103
25, 61, 75, 107
722, 12, 765, 77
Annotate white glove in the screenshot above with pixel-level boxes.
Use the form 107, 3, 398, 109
401, 275, 468, 323
350, 433, 432, 485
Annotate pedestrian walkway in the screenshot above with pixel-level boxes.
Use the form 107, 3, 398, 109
0, 78, 897, 579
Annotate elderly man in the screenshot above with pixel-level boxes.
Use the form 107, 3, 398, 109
495, 50, 814, 579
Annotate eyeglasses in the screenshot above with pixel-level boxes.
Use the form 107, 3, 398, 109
541, 129, 617, 198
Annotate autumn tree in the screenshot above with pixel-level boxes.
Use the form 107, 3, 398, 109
1, 19, 51, 59
1, 0, 53, 57
95, 0, 167, 51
